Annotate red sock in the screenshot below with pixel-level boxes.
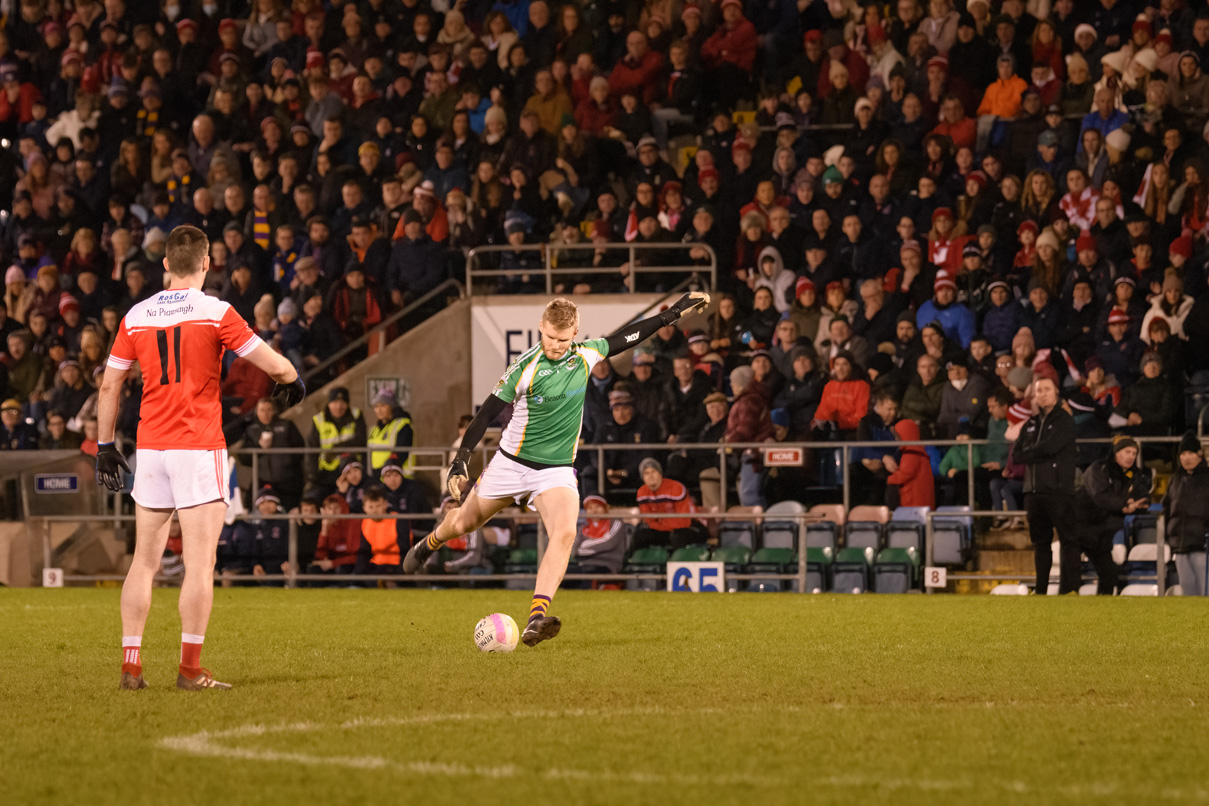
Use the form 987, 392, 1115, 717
122, 636, 142, 676
180, 633, 204, 677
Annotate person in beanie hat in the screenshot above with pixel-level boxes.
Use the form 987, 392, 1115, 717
1113, 352, 1175, 436
306, 386, 367, 495
367, 387, 416, 480
915, 270, 976, 348
1163, 432, 1209, 595
1072, 434, 1152, 594
632, 456, 707, 550
568, 494, 626, 574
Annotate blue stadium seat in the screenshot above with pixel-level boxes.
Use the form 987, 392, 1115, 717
933, 506, 973, 566
805, 504, 845, 551
719, 505, 761, 550
762, 500, 805, 550
886, 506, 929, 554
844, 505, 889, 552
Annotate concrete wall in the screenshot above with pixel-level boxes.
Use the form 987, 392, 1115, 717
284, 299, 473, 453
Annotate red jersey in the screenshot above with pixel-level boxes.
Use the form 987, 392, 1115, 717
637, 478, 700, 532
106, 288, 262, 449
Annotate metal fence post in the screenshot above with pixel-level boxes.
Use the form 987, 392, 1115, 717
250, 450, 259, 502
544, 247, 553, 294
924, 513, 934, 595
967, 441, 975, 508
797, 515, 807, 593
597, 445, 605, 495
288, 518, 298, 588
841, 445, 850, 514
718, 444, 728, 514
627, 245, 636, 293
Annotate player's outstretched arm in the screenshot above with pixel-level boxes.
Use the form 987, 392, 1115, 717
446, 393, 508, 503
245, 343, 307, 409
95, 365, 131, 491
604, 291, 710, 356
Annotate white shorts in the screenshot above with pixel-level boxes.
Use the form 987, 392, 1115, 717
474, 452, 578, 510
132, 448, 229, 510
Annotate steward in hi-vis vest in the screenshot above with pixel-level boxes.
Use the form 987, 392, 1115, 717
306, 386, 366, 493
367, 388, 415, 478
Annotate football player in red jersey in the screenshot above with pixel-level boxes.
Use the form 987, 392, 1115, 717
96, 226, 304, 691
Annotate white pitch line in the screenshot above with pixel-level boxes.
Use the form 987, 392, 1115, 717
157, 707, 1209, 800
158, 706, 786, 788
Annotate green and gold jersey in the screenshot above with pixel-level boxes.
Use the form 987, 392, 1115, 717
493, 338, 609, 465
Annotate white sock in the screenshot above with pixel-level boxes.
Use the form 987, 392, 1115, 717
122, 635, 142, 647
181, 633, 204, 644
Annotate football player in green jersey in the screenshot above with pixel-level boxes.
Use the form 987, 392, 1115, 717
403, 292, 709, 645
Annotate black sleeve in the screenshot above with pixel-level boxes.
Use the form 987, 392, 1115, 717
456, 393, 509, 459
604, 292, 701, 356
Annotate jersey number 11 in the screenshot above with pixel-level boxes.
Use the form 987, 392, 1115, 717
155, 326, 181, 385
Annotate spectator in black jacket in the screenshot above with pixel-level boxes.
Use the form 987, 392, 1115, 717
387, 209, 445, 306
662, 354, 712, 442
1072, 434, 1151, 595
231, 397, 306, 510
1164, 431, 1209, 596
1012, 377, 1077, 594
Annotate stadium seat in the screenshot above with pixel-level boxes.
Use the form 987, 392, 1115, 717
933, 506, 974, 566
745, 547, 796, 592
873, 547, 918, 593
844, 505, 889, 552
504, 547, 538, 590
1125, 511, 1160, 546
804, 546, 832, 594
762, 500, 805, 549
624, 546, 669, 592
886, 506, 928, 554
830, 547, 873, 593
670, 545, 711, 562
719, 505, 762, 550
712, 546, 752, 583
805, 504, 845, 551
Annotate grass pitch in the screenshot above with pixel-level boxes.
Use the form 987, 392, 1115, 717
2, 589, 1208, 805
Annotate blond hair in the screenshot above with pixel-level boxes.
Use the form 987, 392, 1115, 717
542, 297, 579, 330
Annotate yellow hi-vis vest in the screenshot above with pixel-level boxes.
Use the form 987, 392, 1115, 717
313, 409, 362, 472
368, 416, 415, 477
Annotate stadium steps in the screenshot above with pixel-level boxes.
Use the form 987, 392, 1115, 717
279, 297, 472, 463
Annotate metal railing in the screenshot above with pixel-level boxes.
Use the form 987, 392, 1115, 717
301, 279, 465, 385
33, 510, 814, 591
465, 241, 717, 295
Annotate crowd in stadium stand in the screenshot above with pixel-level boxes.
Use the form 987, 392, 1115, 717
4, 0, 1209, 536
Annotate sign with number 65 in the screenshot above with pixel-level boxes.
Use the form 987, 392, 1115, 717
924, 566, 947, 589
667, 562, 725, 592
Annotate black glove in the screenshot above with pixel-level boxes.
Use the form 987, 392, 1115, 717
96, 443, 131, 492
271, 377, 306, 409
447, 448, 471, 503
662, 291, 712, 324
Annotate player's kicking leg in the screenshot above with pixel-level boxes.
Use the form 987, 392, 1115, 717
403, 487, 514, 573
118, 504, 175, 689
173, 499, 231, 690
522, 487, 580, 647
